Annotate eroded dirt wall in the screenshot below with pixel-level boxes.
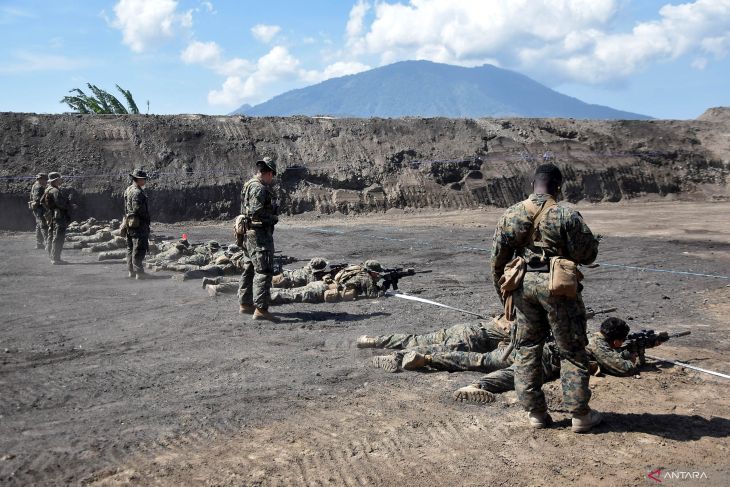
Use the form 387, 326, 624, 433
1, 112, 728, 229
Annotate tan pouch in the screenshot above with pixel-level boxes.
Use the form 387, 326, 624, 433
549, 258, 583, 298
498, 257, 526, 321
323, 289, 340, 303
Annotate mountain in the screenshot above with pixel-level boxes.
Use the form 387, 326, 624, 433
232, 60, 650, 120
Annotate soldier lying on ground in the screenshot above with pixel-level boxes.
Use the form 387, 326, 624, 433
67, 220, 122, 248
173, 248, 246, 280
357, 316, 512, 372
268, 260, 385, 305
272, 257, 328, 288
453, 317, 642, 404
145, 238, 193, 268
156, 241, 225, 272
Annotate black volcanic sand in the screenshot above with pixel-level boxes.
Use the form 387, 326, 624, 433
1, 204, 729, 486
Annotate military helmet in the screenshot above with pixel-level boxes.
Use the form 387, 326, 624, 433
309, 257, 327, 270
47, 172, 62, 182
256, 156, 277, 175
36, 172, 48, 180
227, 244, 241, 252
364, 260, 383, 274
109, 219, 121, 229
130, 169, 148, 179
207, 240, 220, 249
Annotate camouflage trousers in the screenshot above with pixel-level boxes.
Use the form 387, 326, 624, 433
372, 321, 508, 353
32, 208, 48, 247
512, 272, 591, 415
46, 221, 67, 262
238, 228, 274, 310
273, 268, 312, 289
270, 281, 329, 305
475, 342, 561, 393
398, 346, 511, 373
126, 234, 149, 274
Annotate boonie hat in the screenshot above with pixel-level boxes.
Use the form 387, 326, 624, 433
256, 156, 277, 174
130, 169, 148, 179
47, 172, 62, 182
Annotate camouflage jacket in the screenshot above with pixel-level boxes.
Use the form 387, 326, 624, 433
124, 184, 150, 226
586, 332, 637, 377
491, 193, 599, 294
241, 177, 278, 228
29, 182, 45, 209
43, 186, 72, 222
336, 266, 384, 298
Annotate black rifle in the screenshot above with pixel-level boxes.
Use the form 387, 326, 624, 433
622, 330, 691, 366
381, 268, 432, 291
273, 253, 302, 274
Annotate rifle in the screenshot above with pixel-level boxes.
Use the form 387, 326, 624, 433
273, 253, 302, 274
622, 330, 691, 366
313, 263, 348, 280
381, 268, 432, 291
586, 307, 617, 319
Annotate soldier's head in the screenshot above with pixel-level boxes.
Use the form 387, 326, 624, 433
48, 172, 62, 187
600, 317, 630, 349
364, 259, 384, 279
130, 169, 148, 187
256, 157, 277, 184
309, 257, 327, 270
36, 173, 48, 186
532, 163, 563, 197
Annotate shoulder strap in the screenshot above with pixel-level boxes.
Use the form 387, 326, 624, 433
524, 197, 557, 246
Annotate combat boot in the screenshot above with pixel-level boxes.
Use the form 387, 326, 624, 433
453, 384, 496, 404
356, 335, 378, 348
253, 308, 281, 323
206, 285, 219, 297
571, 409, 603, 433
401, 351, 431, 371
135, 272, 147, 280
527, 411, 553, 429
370, 354, 401, 373
127, 271, 135, 278
201, 277, 219, 288
239, 304, 255, 314
271, 274, 285, 286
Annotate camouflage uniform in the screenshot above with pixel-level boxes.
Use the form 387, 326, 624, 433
274, 262, 322, 288
43, 186, 72, 262
124, 183, 151, 274
268, 265, 383, 305
474, 332, 636, 394
238, 176, 278, 310
181, 251, 245, 280
492, 193, 599, 416
29, 181, 48, 248
370, 320, 508, 351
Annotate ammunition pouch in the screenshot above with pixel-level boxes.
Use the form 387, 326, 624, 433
548, 257, 583, 298
498, 256, 526, 321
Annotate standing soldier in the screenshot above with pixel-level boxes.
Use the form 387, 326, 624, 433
42, 172, 73, 264
491, 164, 601, 433
28, 173, 48, 249
238, 157, 280, 322
124, 169, 151, 279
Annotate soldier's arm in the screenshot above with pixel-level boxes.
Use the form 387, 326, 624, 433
53, 190, 70, 210
136, 192, 151, 223
490, 219, 515, 297
564, 210, 599, 265
587, 336, 637, 377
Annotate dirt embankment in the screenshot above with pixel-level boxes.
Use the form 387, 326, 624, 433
1, 110, 729, 229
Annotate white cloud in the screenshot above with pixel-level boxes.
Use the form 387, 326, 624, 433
201, 1, 215, 14
110, 0, 193, 52
346, 1, 370, 40
691, 57, 708, 69
0, 51, 87, 74
181, 40, 253, 76
346, 0, 730, 84
207, 46, 301, 105
301, 61, 371, 83
251, 24, 281, 43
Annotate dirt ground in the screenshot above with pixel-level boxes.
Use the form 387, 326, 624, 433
1, 200, 729, 486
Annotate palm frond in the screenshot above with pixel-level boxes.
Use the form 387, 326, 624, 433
116, 84, 140, 114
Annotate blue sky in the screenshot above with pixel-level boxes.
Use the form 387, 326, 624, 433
1, 0, 729, 119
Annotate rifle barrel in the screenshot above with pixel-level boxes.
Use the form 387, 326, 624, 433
669, 331, 691, 338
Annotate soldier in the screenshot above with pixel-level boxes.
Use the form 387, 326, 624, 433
454, 318, 642, 420
269, 260, 385, 305
42, 172, 74, 264
238, 157, 280, 322
272, 257, 328, 288
124, 169, 151, 279
359, 316, 511, 373
28, 173, 49, 249
491, 163, 601, 432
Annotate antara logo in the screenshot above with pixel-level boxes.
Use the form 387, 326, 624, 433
647, 468, 709, 482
